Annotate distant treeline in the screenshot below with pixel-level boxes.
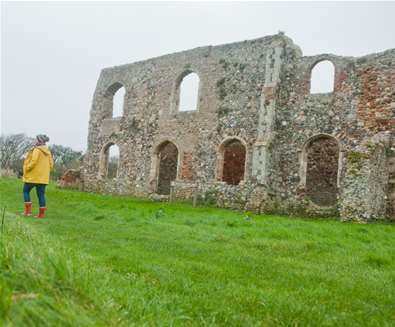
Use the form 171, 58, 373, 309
0, 133, 83, 180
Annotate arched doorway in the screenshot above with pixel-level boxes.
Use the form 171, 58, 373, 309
157, 141, 179, 195
219, 138, 246, 185
305, 135, 339, 206
99, 143, 120, 179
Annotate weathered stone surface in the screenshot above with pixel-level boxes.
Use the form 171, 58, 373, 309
82, 33, 394, 222
306, 137, 339, 206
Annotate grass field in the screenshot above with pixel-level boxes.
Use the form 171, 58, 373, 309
0, 177, 394, 326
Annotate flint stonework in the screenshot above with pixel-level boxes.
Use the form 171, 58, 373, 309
82, 33, 395, 222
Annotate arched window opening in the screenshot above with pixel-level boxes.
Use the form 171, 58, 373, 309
157, 141, 178, 195
178, 73, 199, 112
100, 143, 120, 179
305, 136, 339, 206
107, 145, 120, 179
310, 60, 335, 94
112, 87, 125, 118
104, 82, 125, 118
221, 139, 246, 185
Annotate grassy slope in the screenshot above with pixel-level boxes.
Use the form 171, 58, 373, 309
0, 177, 394, 326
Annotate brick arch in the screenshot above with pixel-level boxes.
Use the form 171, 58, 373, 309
217, 137, 247, 185
103, 82, 126, 118
176, 69, 199, 85
299, 134, 340, 206
104, 82, 124, 98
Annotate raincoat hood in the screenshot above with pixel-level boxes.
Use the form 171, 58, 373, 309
36, 146, 51, 156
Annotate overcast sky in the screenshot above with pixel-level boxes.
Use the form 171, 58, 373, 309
2, 1, 395, 151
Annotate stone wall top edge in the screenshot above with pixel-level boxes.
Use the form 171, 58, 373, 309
302, 48, 395, 63
100, 33, 298, 73
354, 48, 395, 62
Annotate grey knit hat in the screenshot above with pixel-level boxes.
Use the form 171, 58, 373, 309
36, 134, 50, 143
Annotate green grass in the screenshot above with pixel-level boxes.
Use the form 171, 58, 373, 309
0, 177, 394, 326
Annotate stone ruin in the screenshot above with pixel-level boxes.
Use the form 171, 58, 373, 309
82, 33, 395, 222
58, 169, 81, 189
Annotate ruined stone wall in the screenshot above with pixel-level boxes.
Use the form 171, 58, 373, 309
83, 34, 299, 194
273, 49, 394, 220
83, 33, 394, 221
388, 154, 395, 218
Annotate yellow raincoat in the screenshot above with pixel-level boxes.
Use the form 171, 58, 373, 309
23, 146, 54, 185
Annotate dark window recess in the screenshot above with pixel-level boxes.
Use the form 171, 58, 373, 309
157, 142, 178, 195
306, 137, 339, 206
222, 140, 246, 185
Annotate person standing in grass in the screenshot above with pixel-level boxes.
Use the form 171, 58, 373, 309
22, 134, 54, 218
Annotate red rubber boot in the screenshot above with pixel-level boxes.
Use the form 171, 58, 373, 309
37, 207, 46, 219
24, 202, 32, 217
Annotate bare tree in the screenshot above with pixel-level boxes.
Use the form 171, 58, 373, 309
0, 134, 34, 173
0, 134, 84, 180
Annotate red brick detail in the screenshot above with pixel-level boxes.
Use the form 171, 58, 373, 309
59, 169, 81, 188
376, 118, 395, 128
302, 76, 311, 95
357, 66, 395, 130
334, 69, 347, 92
180, 152, 193, 181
